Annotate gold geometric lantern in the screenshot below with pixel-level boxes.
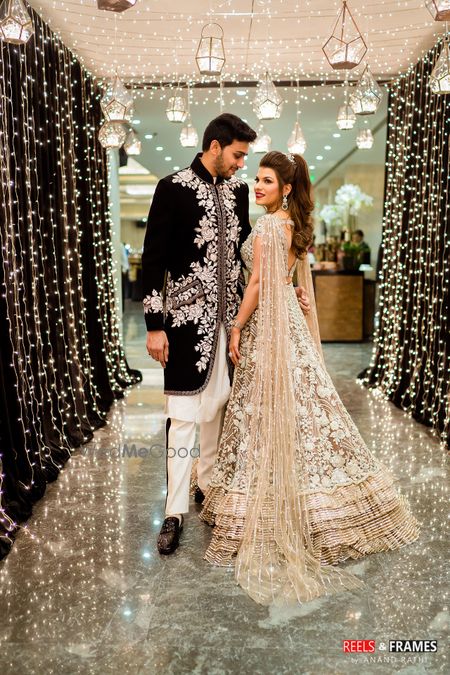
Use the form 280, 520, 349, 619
101, 74, 134, 123
253, 72, 283, 120
0, 0, 34, 45
322, 1, 367, 70
287, 117, 307, 155
337, 81, 356, 130
195, 23, 226, 76
180, 114, 199, 148
98, 121, 127, 149
430, 36, 450, 93
124, 129, 142, 155
251, 124, 271, 154
97, 0, 137, 12
350, 65, 383, 115
166, 93, 187, 123
356, 128, 374, 149
425, 1, 450, 21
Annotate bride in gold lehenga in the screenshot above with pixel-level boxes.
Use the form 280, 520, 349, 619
195, 150, 420, 607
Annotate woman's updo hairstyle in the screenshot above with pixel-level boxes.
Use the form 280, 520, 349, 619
259, 151, 314, 259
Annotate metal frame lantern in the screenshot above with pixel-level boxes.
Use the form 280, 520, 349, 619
337, 81, 356, 130
322, 1, 367, 70
425, 1, 450, 21
253, 72, 283, 120
349, 65, 383, 115
97, 0, 137, 12
0, 0, 34, 45
101, 74, 134, 123
430, 34, 450, 93
251, 124, 271, 154
166, 91, 188, 123
180, 114, 199, 147
287, 117, 307, 155
98, 121, 127, 149
356, 128, 374, 149
195, 23, 226, 76
124, 129, 142, 155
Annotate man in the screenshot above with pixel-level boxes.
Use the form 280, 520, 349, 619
351, 229, 371, 265
142, 113, 310, 555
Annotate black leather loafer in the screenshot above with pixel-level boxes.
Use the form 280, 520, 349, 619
194, 487, 205, 504
157, 516, 183, 555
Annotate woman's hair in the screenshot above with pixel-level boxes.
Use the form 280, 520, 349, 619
259, 151, 314, 259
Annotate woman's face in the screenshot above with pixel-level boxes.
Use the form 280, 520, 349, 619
254, 166, 282, 211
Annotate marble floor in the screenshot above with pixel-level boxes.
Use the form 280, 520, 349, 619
0, 300, 448, 675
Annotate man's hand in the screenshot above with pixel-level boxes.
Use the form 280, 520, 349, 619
146, 330, 169, 368
295, 286, 311, 315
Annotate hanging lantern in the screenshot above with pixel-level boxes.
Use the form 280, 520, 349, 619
425, 1, 450, 21
337, 103, 356, 129
166, 94, 187, 123
180, 115, 199, 148
97, 0, 137, 12
253, 72, 283, 120
195, 23, 226, 76
0, 0, 34, 45
356, 129, 374, 149
124, 129, 141, 155
251, 125, 271, 154
350, 65, 383, 115
98, 121, 127, 149
430, 36, 450, 93
287, 118, 307, 155
101, 74, 134, 123
322, 1, 367, 70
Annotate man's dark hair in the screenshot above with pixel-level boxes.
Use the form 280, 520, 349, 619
354, 229, 364, 237
202, 113, 256, 151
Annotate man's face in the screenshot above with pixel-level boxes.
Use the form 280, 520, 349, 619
214, 140, 249, 178
352, 233, 363, 244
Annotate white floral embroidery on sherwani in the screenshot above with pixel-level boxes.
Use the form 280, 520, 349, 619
199, 213, 420, 607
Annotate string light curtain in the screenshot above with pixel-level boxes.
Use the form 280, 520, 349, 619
362, 37, 450, 447
0, 7, 141, 560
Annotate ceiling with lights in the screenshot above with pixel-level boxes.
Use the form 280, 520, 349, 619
31, 1, 446, 81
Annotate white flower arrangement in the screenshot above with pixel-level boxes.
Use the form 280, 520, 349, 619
319, 204, 344, 227
335, 184, 373, 216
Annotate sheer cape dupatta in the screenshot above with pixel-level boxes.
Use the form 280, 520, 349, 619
234, 215, 364, 606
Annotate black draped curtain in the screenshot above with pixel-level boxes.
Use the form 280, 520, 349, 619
0, 6, 141, 559
363, 38, 450, 447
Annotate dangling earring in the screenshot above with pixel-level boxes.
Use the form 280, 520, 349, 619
282, 194, 288, 211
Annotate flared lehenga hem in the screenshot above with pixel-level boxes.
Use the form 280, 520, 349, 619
199, 465, 421, 568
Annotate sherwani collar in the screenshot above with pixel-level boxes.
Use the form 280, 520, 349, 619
190, 153, 225, 186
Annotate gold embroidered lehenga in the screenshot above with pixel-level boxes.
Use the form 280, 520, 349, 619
195, 214, 420, 606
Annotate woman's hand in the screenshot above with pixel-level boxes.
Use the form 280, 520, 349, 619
228, 328, 241, 366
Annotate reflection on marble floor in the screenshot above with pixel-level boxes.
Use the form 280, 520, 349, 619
0, 300, 448, 674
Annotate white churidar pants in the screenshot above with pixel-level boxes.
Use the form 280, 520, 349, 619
164, 323, 231, 516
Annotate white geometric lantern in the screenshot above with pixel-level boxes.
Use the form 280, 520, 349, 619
124, 129, 141, 155
350, 65, 383, 115
287, 117, 307, 155
101, 74, 134, 123
253, 72, 283, 120
97, 0, 137, 11
322, 0, 367, 70
337, 103, 356, 129
180, 114, 199, 148
166, 94, 187, 123
98, 121, 127, 149
0, 0, 34, 45
425, 1, 450, 21
195, 23, 226, 76
430, 37, 450, 93
251, 124, 271, 154
356, 128, 374, 149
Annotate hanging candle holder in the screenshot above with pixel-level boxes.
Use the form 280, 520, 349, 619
98, 121, 127, 149
322, 1, 367, 70
97, 0, 137, 12
179, 84, 198, 146
356, 128, 374, 149
287, 116, 307, 155
166, 88, 188, 123
430, 31, 450, 93
425, 1, 450, 21
124, 128, 141, 155
195, 23, 226, 76
253, 72, 283, 120
101, 74, 134, 122
251, 124, 271, 154
350, 65, 383, 115
0, 0, 34, 45
337, 78, 356, 130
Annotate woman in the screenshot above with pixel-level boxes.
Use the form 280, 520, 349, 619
198, 151, 420, 606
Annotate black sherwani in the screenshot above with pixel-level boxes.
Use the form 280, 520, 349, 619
142, 153, 251, 395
